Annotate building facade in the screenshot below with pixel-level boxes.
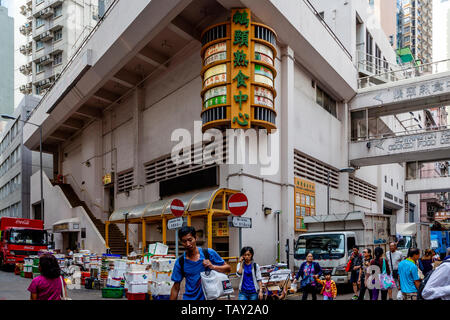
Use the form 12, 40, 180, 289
0, 1, 14, 118
23, 0, 425, 262
0, 95, 53, 219
397, 0, 433, 64
16, 0, 98, 98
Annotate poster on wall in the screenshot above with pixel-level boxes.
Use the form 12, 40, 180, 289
373, 220, 388, 244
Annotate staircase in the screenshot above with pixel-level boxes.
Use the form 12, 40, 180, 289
56, 183, 132, 256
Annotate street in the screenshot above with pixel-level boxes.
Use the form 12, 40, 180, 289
0, 269, 398, 301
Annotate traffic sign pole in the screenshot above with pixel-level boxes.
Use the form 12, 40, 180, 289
175, 229, 179, 257
239, 228, 242, 253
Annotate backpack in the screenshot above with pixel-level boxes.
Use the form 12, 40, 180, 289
178, 248, 210, 278
417, 259, 450, 300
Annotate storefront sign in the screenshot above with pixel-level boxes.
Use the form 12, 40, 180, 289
294, 178, 316, 232
200, 8, 277, 132
385, 130, 450, 152
53, 223, 69, 232
228, 216, 252, 228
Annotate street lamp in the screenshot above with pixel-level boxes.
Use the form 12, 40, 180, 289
327, 167, 356, 215
1, 114, 43, 221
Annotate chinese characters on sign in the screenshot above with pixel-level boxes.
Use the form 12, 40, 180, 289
392, 79, 450, 101
294, 177, 316, 232
200, 8, 277, 131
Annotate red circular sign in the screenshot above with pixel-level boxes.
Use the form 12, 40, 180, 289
227, 193, 248, 216
170, 199, 185, 217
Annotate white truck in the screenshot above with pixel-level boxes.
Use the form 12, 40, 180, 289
293, 211, 395, 285
396, 222, 431, 257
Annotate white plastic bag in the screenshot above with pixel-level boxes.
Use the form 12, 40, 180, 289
200, 270, 233, 300
397, 290, 403, 300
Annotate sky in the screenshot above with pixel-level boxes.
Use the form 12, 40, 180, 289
1, 0, 14, 17
433, 0, 450, 62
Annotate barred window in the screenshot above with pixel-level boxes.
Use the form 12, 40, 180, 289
117, 169, 133, 193
349, 177, 377, 202
294, 149, 339, 188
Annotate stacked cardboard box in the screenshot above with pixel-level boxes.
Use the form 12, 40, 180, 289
148, 256, 176, 300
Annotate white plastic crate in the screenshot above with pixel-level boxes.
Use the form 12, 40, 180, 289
151, 258, 176, 272
125, 271, 149, 284
150, 270, 172, 282
149, 281, 173, 296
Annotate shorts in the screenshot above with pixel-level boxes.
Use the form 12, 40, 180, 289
350, 270, 360, 284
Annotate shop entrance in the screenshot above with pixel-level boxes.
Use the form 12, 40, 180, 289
104, 185, 115, 218
32, 201, 43, 220
63, 232, 79, 251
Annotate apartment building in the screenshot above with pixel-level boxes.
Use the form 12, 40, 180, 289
17, 0, 98, 98
397, 0, 433, 64
0, 1, 14, 118
0, 95, 53, 219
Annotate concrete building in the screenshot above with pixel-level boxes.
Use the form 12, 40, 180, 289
16, 0, 98, 98
0, 1, 14, 119
0, 95, 53, 219
22, 0, 431, 261
397, 0, 433, 64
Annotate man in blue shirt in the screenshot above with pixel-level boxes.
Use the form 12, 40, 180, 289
398, 248, 421, 300
170, 226, 231, 300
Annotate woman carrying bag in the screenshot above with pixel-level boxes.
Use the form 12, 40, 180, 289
370, 247, 392, 300
292, 252, 322, 300
28, 254, 70, 300
236, 247, 263, 300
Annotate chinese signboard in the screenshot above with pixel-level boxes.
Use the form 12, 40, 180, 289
102, 173, 113, 185
294, 177, 316, 232
200, 8, 277, 132
212, 220, 229, 237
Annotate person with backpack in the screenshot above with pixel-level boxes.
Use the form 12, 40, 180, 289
418, 249, 434, 277
357, 248, 373, 300
398, 248, 421, 300
421, 247, 450, 300
170, 226, 231, 300
236, 246, 263, 300
292, 252, 322, 300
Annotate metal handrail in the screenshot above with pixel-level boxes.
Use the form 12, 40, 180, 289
26, 0, 120, 121
358, 58, 450, 88
351, 124, 450, 142
302, 0, 352, 60
63, 173, 107, 221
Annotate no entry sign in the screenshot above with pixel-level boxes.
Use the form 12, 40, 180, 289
227, 193, 248, 216
170, 199, 185, 217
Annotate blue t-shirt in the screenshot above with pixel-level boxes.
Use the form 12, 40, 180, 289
398, 259, 420, 293
241, 263, 256, 293
171, 248, 225, 300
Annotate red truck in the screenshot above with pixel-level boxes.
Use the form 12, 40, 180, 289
0, 217, 48, 268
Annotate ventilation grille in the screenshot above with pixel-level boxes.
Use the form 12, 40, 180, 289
117, 169, 133, 193
145, 140, 227, 185
350, 177, 377, 201
294, 149, 338, 188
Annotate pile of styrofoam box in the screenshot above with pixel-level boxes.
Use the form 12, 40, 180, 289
148, 242, 169, 256
125, 264, 149, 294
106, 259, 127, 288
148, 256, 176, 298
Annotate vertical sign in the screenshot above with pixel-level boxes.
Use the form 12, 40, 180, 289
230, 8, 251, 129
294, 177, 316, 232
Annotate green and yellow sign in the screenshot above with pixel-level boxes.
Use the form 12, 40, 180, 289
200, 8, 277, 132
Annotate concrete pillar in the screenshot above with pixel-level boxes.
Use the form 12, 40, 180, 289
134, 86, 145, 204
280, 46, 295, 266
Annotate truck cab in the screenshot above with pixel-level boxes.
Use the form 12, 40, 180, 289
0, 217, 48, 267
294, 231, 357, 285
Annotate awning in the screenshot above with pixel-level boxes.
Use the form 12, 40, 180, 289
52, 217, 80, 233
109, 188, 224, 221
396, 223, 417, 236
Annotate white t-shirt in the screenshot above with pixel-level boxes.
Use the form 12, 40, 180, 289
386, 250, 403, 271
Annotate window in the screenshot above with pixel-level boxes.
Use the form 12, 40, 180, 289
391, 179, 393, 186
404, 36, 411, 43
53, 5, 62, 18
294, 177, 316, 231
36, 40, 44, 50
36, 17, 45, 28
316, 86, 337, 117
349, 177, 377, 202
36, 62, 44, 73
384, 175, 387, 183
53, 53, 62, 65
117, 169, 134, 193
54, 28, 62, 41
397, 182, 399, 190
375, 45, 381, 74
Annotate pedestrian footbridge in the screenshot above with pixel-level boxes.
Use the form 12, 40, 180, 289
352, 69, 450, 117
349, 128, 450, 167
405, 176, 450, 194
